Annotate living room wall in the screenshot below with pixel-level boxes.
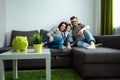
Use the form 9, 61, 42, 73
0, 0, 5, 47
5, 0, 100, 46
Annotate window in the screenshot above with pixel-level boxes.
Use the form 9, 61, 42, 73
113, 0, 120, 34
114, 0, 120, 28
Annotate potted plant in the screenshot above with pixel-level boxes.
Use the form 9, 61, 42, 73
32, 33, 43, 53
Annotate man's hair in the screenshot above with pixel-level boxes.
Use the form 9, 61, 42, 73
70, 16, 78, 20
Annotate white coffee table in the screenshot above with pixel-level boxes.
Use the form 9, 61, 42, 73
0, 48, 51, 80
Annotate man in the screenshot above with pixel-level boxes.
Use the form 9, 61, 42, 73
70, 16, 96, 49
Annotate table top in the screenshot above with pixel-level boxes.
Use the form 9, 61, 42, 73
0, 48, 50, 60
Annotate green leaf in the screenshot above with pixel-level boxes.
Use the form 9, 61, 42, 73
32, 33, 43, 44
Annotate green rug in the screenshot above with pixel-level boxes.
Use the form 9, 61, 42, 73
5, 69, 84, 80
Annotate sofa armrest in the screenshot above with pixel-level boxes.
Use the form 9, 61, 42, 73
94, 35, 120, 49
0, 47, 12, 53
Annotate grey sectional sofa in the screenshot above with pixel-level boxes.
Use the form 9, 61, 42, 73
0, 29, 120, 80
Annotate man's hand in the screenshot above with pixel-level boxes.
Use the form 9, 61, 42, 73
78, 29, 84, 35
49, 36, 54, 42
78, 25, 89, 35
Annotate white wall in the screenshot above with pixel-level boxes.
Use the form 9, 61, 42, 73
5, 0, 99, 46
94, 0, 101, 35
0, 0, 6, 47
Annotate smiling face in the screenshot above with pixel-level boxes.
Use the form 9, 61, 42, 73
71, 18, 79, 27
59, 23, 67, 31
66, 25, 71, 32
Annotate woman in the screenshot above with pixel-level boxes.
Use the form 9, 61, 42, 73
45, 22, 70, 50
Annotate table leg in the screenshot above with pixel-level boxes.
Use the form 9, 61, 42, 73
13, 60, 18, 79
46, 56, 51, 80
0, 60, 5, 80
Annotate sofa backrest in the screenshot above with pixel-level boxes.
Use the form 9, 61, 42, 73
10, 29, 120, 50
94, 35, 120, 49
10, 30, 39, 46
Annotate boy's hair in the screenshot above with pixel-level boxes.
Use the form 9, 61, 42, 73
67, 23, 71, 26
70, 16, 78, 20
65, 23, 72, 31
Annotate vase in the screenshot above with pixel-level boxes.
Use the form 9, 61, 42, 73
33, 44, 42, 53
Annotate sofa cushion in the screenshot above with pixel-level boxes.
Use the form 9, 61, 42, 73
50, 48, 72, 68
50, 48, 71, 56
72, 47, 120, 63
10, 30, 39, 46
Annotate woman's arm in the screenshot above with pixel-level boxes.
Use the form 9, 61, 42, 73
46, 27, 57, 42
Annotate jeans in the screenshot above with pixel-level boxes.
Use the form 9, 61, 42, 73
45, 37, 65, 50
72, 30, 96, 48
64, 34, 72, 46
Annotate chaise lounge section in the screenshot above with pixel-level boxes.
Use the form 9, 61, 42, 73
72, 35, 120, 80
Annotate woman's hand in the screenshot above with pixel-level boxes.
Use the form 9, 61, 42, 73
49, 36, 54, 42
56, 28, 60, 32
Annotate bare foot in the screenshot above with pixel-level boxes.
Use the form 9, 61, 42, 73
66, 46, 71, 49
66, 42, 72, 49
87, 45, 96, 49
87, 41, 96, 49
95, 43, 103, 47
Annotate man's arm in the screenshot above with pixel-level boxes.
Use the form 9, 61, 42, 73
81, 25, 90, 30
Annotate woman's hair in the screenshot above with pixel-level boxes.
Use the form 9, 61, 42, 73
58, 22, 68, 30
